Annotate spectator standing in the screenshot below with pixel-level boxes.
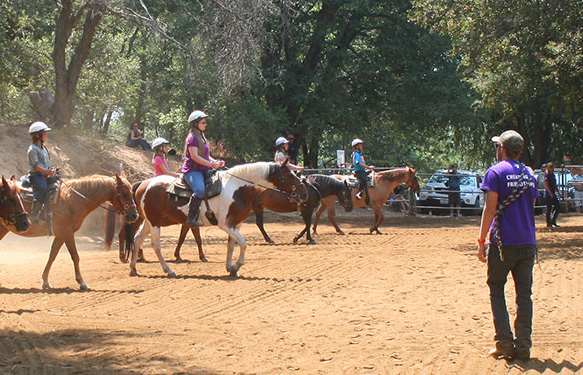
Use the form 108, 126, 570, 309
572, 169, 583, 214
446, 164, 461, 217
477, 130, 538, 361
286, 133, 299, 164
544, 162, 561, 227
126, 122, 151, 150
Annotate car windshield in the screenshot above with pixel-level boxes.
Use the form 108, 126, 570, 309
428, 173, 477, 187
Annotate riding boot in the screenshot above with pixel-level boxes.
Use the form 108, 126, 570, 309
187, 197, 203, 227
30, 200, 44, 223
45, 210, 53, 236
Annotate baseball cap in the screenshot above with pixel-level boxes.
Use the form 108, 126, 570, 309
491, 130, 523, 153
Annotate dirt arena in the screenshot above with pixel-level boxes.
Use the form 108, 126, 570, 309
1, 210, 582, 375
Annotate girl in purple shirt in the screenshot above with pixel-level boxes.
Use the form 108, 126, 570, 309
182, 110, 225, 227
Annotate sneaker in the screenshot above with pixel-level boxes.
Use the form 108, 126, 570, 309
355, 191, 362, 200
552, 223, 560, 227
488, 347, 514, 360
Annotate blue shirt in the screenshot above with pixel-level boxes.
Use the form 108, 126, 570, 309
480, 160, 539, 246
352, 151, 366, 172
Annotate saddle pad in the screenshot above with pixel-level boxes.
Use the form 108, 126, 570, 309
166, 171, 222, 200
345, 171, 376, 188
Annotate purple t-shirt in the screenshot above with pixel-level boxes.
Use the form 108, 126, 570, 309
181, 133, 210, 174
480, 160, 539, 246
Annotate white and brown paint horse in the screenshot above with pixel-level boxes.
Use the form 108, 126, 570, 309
125, 161, 308, 278
0, 174, 138, 290
312, 167, 420, 235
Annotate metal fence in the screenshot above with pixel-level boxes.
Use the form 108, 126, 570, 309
301, 165, 583, 215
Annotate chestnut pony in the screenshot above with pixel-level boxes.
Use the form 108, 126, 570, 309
0, 174, 138, 290
124, 161, 308, 278
312, 167, 420, 235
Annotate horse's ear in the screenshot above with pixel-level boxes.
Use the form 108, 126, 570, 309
115, 173, 123, 184
2, 176, 8, 188
10, 175, 16, 182
344, 180, 348, 187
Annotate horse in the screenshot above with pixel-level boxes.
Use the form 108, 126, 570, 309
125, 161, 308, 278
249, 174, 353, 245
312, 167, 420, 235
0, 174, 138, 290
0, 175, 30, 233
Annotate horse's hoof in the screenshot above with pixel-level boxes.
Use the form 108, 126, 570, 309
200, 256, 209, 263
292, 237, 299, 244
129, 269, 138, 277
338, 231, 345, 235
41, 281, 52, 290
79, 282, 89, 291
308, 239, 317, 245
229, 270, 240, 278
167, 270, 177, 278
174, 256, 185, 263
268, 240, 275, 245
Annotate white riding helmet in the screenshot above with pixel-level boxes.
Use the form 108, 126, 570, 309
188, 110, 208, 123
351, 138, 363, 147
152, 137, 170, 149
29, 121, 52, 134
275, 136, 289, 147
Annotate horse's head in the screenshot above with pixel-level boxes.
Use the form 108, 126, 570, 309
339, 180, 354, 212
0, 176, 30, 232
271, 160, 308, 203
406, 167, 421, 193
111, 174, 139, 224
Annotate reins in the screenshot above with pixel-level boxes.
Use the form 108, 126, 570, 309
221, 166, 302, 197
60, 178, 123, 214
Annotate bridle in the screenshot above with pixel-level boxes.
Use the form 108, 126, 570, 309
0, 184, 27, 226
274, 165, 304, 200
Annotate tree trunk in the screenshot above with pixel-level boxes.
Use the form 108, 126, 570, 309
102, 108, 113, 134
52, 0, 104, 128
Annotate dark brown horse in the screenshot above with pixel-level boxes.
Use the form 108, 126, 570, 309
312, 167, 420, 235
251, 174, 353, 245
123, 161, 308, 278
1, 174, 138, 290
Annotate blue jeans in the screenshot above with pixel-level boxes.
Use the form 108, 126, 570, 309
30, 174, 49, 202
126, 138, 151, 150
184, 171, 205, 198
487, 244, 536, 353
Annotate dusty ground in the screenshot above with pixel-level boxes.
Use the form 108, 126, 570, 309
1, 210, 582, 375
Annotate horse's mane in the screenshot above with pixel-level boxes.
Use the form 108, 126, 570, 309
377, 167, 410, 182
60, 175, 115, 199
309, 174, 344, 189
221, 162, 272, 184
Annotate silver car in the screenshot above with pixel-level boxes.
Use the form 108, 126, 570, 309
418, 169, 484, 214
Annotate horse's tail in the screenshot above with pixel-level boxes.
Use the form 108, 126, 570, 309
104, 203, 117, 251
121, 222, 135, 264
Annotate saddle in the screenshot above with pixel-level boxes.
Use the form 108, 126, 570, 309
345, 171, 376, 188
166, 170, 222, 199
18, 174, 61, 204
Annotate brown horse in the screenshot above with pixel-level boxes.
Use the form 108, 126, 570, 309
125, 161, 308, 278
312, 167, 420, 235
0, 174, 138, 290
0, 176, 30, 233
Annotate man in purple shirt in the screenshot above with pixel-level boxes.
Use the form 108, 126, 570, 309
477, 130, 538, 361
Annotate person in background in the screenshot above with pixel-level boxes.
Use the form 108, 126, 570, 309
152, 137, 179, 177
182, 110, 225, 227
571, 168, 583, 214
477, 130, 538, 361
446, 164, 462, 217
126, 122, 151, 150
536, 164, 547, 216
274, 137, 304, 171
27, 121, 59, 227
286, 133, 299, 164
544, 162, 561, 227
351, 138, 375, 205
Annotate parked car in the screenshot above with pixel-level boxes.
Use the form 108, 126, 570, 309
534, 168, 575, 211
417, 169, 484, 215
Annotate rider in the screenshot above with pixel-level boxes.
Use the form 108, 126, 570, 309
152, 137, 179, 177
274, 137, 304, 171
351, 138, 375, 204
181, 111, 225, 227
27, 121, 59, 225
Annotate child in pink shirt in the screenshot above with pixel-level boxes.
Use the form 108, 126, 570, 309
152, 137, 179, 177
